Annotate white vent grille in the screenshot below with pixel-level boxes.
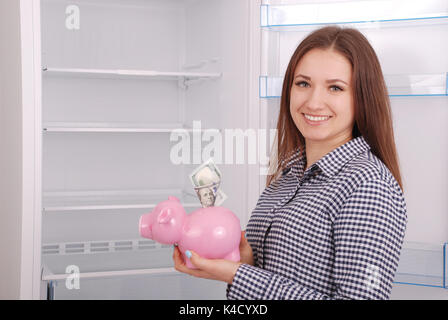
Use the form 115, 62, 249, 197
42, 239, 171, 255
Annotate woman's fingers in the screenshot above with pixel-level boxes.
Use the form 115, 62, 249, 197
186, 250, 206, 270
172, 247, 240, 284
173, 246, 187, 272
173, 247, 213, 278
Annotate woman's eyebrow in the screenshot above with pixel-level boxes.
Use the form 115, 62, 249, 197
295, 74, 311, 80
326, 78, 348, 85
295, 74, 348, 85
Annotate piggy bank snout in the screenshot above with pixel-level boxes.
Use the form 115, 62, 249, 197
139, 213, 153, 239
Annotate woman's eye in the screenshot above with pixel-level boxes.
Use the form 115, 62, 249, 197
295, 81, 309, 88
330, 85, 343, 92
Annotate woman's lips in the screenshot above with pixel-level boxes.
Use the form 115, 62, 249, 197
302, 113, 332, 126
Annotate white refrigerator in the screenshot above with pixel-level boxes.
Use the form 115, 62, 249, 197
0, 0, 447, 299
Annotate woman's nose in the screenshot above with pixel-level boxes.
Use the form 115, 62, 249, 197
306, 87, 326, 110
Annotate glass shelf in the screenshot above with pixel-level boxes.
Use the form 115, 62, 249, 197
393, 242, 447, 288
43, 189, 200, 213
43, 122, 186, 133
259, 76, 283, 99
259, 73, 448, 98
43, 67, 222, 81
261, 1, 448, 29
42, 122, 221, 133
386, 73, 448, 96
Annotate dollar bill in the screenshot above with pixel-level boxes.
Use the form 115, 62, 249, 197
189, 158, 227, 207
194, 185, 227, 208
189, 158, 222, 187
214, 189, 228, 206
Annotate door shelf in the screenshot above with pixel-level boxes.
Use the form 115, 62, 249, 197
261, 2, 448, 30
259, 73, 448, 98
43, 67, 222, 83
393, 242, 448, 289
42, 122, 220, 133
43, 189, 200, 213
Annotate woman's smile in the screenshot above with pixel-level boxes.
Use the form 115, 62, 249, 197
302, 113, 333, 125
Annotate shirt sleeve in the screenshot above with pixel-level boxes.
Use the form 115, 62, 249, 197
226, 178, 407, 300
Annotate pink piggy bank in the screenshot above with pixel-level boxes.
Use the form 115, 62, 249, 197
139, 196, 241, 269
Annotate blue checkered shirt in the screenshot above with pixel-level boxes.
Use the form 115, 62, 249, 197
227, 136, 407, 300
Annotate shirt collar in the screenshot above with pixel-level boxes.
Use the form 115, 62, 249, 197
287, 135, 371, 179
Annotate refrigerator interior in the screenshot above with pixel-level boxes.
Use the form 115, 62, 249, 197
38, 0, 448, 299
260, 0, 448, 298
40, 0, 253, 299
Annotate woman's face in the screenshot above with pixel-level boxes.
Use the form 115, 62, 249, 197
290, 48, 355, 145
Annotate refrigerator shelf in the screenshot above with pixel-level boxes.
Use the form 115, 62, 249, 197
43, 67, 222, 82
43, 189, 200, 213
42, 122, 221, 133
259, 73, 448, 98
261, 2, 448, 30
41, 239, 176, 281
393, 242, 448, 288
42, 266, 176, 281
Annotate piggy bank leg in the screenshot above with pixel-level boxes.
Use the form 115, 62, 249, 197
224, 248, 240, 262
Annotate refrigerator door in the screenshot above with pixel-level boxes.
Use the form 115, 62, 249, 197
259, 0, 448, 298
40, 0, 259, 299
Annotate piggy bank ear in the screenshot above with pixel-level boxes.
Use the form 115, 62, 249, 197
157, 208, 172, 224
168, 196, 180, 202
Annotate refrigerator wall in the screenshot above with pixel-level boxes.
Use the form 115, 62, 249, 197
0, 0, 41, 299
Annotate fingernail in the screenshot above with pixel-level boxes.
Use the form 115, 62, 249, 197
185, 250, 192, 259
244, 233, 247, 238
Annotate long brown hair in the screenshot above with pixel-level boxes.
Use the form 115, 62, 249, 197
267, 26, 403, 190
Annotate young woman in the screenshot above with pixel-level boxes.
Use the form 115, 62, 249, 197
173, 26, 407, 300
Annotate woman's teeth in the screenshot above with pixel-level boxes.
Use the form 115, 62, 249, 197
304, 114, 331, 121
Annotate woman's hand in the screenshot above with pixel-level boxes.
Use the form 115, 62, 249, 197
172, 230, 254, 284
173, 246, 241, 284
